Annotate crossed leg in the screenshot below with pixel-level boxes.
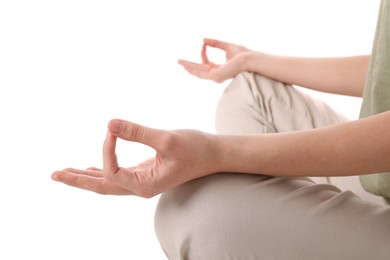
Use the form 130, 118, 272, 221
154, 72, 390, 260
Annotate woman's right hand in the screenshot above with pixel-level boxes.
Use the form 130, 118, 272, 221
178, 38, 253, 83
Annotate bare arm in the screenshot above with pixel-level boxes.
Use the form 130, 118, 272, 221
179, 39, 370, 97
243, 52, 370, 97
217, 111, 390, 177
52, 112, 390, 197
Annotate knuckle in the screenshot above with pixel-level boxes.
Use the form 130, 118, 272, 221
159, 132, 178, 150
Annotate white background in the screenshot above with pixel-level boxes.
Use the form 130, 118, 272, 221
0, 0, 381, 259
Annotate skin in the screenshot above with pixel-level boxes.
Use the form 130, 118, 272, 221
52, 38, 390, 198
178, 38, 369, 96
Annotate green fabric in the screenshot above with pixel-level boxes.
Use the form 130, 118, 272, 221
359, 0, 390, 199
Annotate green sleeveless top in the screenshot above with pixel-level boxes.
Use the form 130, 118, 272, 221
359, 0, 390, 201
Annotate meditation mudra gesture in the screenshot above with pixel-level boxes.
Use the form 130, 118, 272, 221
52, 1, 390, 259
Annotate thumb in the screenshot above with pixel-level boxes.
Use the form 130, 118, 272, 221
108, 119, 165, 149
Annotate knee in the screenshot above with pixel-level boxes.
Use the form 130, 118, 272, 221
215, 72, 256, 133
154, 175, 225, 259
154, 173, 273, 259
215, 72, 276, 135
217, 71, 254, 101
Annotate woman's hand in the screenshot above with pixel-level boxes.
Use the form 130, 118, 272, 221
51, 120, 220, 198
178, 38, 252, 83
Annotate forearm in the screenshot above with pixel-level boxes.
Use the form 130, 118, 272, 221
241, 52, 369, 97
215, 111, 390, 177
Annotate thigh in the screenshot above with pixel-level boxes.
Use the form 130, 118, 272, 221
215, 72, 349, 185
215, 72, 348, 135
214, 72, 385, 199
155, 73, 390, 259
155, 173, 390, 260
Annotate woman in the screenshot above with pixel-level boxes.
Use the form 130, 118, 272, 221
52, 1, 390, 259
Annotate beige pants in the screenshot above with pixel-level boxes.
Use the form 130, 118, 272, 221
155, 73, 390, 260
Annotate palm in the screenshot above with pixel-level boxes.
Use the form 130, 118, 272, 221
51, 156, 160, 196
178, 38, 250, 82
52, 120, 218, 199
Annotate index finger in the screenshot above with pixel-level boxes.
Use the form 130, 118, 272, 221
203, 38, 230, 51
103, 132, 120, 176
201, 43, 209, 64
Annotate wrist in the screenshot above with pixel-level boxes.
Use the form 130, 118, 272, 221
240, 51, 267, 74
211, 133, 272, 175
205, 134, 231, 174
211, 134, 245, 174
237, 51, 253, 72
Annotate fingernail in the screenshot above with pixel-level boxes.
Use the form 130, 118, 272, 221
51, 172, 60, 181
110, 120, 123, 134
